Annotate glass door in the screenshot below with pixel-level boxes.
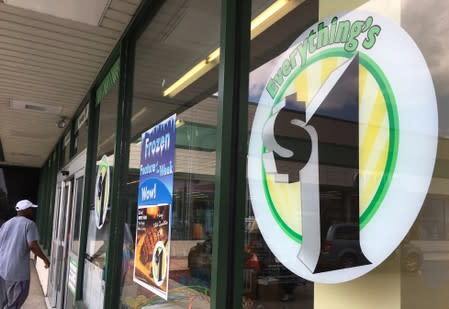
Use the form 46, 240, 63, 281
64, 171, 85, 309
47, 150, 86, 309
48, 182, 62, 307
48, 178, 73, 309
55, 179, 73, 309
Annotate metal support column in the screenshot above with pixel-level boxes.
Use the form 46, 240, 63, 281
211, 0, 250, 308
103, 37, 134, 309
75, 95, 99, 301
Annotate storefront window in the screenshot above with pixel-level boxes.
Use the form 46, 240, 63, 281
62, 131, 71, 167
245, 0, 449, 308
119, 1, 221, 308
244, 1, 318, 307
73, 103, 89, 156
399, 1, 449, 308
83, 67, 119, 309
70, 175, 84, 255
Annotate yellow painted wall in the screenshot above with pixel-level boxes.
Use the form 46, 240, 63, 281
319, 0, 369, 19
315, 2, 403, 308
319, 0, 401, 23
315, 256, 401, 309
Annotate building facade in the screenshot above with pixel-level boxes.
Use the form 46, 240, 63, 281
35, 0, 449, 308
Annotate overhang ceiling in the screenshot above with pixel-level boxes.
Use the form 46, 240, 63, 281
0, 0, 299, 168
0, 0, 141, 168
3, 0, 110, 26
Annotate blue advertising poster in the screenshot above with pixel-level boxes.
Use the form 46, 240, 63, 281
138, 114, 176, 207
133, 114, 176, 300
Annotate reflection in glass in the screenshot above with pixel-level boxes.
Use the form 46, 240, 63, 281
246, 0, 449, 308
70, 176, 84, 255
119, 0, 221, 307
73, 106, 89, 157
83, 80, 118, 309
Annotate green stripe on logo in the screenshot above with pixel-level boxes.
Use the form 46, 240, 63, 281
261, 48, 399, 241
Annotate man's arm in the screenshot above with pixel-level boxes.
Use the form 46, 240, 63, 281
28, 240, 50, 269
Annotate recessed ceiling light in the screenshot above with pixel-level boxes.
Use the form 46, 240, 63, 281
9, 131, 49, 140
8, 152, 41, 158
10, 99, 63, 115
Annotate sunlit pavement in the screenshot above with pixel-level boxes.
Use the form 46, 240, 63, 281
22, 261, 46, 309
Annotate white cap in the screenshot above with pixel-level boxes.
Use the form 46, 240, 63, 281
15, 200, 38, 211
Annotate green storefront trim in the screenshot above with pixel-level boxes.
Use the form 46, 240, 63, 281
96, 59, 120, 107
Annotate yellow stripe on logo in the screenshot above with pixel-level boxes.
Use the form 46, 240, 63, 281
266, 57, 390, 235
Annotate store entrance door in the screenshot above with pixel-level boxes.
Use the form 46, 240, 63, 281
47, 151, 86, 309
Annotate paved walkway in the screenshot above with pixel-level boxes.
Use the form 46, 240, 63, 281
23, 261, 47, 309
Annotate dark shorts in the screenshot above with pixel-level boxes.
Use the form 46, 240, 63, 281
0, 277, 30, 309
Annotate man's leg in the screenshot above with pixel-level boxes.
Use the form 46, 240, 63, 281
0, 276, 8, 308
4, 280, 30, 309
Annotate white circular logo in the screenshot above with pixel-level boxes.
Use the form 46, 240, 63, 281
248, 11, 438, 283
94, 155, 110, 229
152, 241, 167, 286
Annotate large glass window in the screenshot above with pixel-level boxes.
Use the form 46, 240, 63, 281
244, 1, 319, 307
83, 67, 119, 309
119, 1, 221, 308
399, 1, 449, 308
73, 103, 89, 156
70, 175, 84, 255
244, 0, 449, 308
62, 131, 71, 167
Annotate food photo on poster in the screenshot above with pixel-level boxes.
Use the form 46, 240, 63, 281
134, 204, 171, 297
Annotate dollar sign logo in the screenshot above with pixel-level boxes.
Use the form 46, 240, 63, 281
263, 54, 371, 273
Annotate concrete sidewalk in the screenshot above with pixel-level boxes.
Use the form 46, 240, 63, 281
23, 261, 47, 309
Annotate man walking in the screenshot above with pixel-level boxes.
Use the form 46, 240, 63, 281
0, 200, 50, 308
